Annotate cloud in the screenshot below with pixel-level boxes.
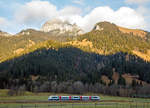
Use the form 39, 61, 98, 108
14, 0, 82, 27
136, 6, 149, 16
15, 0, 57, 26
72, 0, 84, 5
125, 0, 149, 4
0, 17, 23, 34
60, 6, 146, 32
125, 0, 150, 30
59, 6, 82, 16
5, 0, 149, 33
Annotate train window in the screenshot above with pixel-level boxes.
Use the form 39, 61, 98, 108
74, 97, 79, 98
52, 97, 58, 99
93, 97, 98, 98
82, 97, 89, 99
62, 97, 68, 99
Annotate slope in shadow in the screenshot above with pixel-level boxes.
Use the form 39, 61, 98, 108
0, 46, 150, 89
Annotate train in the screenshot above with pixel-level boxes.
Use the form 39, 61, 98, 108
48, 96, 100, 101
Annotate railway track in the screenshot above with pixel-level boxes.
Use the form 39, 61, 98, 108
0, 100, 134, 104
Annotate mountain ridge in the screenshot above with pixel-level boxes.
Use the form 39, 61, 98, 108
93, 21, 149, 39
0, 21, 150, 62
0, 30, 12, 37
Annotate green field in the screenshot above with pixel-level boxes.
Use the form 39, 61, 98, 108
0, 89, 150, 108
0, 103, 150, 108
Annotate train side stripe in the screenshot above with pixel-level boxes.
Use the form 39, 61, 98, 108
80, 96, 82, 100
59, 96, 61, 100
69, 96, 71, 100
89, 96, 91, 100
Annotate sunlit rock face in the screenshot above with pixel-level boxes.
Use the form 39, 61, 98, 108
41, 18, 83, 36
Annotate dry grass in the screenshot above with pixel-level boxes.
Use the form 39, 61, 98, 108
65, 39, 105, 55
118, 26, 147, 38
66, 39, 93, 48
132, 50, 150, 62
13, 48, 24, 54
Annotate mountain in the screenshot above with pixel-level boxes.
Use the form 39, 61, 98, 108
78, 22, 150, 59
0, 19, 84, 61
0, 27, 76, 62
0, 30, 12, 37
93, 21, 119, 32
0, 29, 52, 62
41, 18, 83, 36
93, 21, 150, 39
0, 21, 150, 96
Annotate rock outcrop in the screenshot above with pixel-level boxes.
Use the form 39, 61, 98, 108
41, 18, 83, 36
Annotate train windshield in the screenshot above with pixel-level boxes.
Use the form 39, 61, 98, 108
74, 96, 79, 98
52, 97, 58, 98
93, 96, 99, 98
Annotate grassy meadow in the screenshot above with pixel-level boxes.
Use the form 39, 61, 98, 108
0, 89, 150, 108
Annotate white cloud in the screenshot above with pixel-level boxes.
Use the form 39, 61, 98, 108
59, 6, 82, 16
114, 7, 146, 29
137, 6, 149, 15
72, 0, 84, 5
125, 0, 149, 4
58, 6, 82, 23
125, 0, 150, 30
10, 0, 149, 33
60, 6, 146, 32
15, 0, 57, 26
136, 6, 150, 30
14, 0, 82, 27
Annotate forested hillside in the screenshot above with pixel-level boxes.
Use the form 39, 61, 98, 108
78, 22, 150, 55
0, 22, 150, 97
0, 29, 75, 62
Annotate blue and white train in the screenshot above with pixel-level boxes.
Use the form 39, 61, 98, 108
48, 96, 100, 101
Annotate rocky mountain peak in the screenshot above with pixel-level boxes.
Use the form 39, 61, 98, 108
40, 18, 83, 36
93, 21, 119, 32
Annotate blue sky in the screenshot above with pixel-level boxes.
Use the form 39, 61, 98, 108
0, 0, 150, 34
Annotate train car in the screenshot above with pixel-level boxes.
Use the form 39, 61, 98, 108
81, 96, 91, 101
61, 96, 70, 101
71, 96, 80, 100
48, 96, 59, 100
91, 96, 100, 101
